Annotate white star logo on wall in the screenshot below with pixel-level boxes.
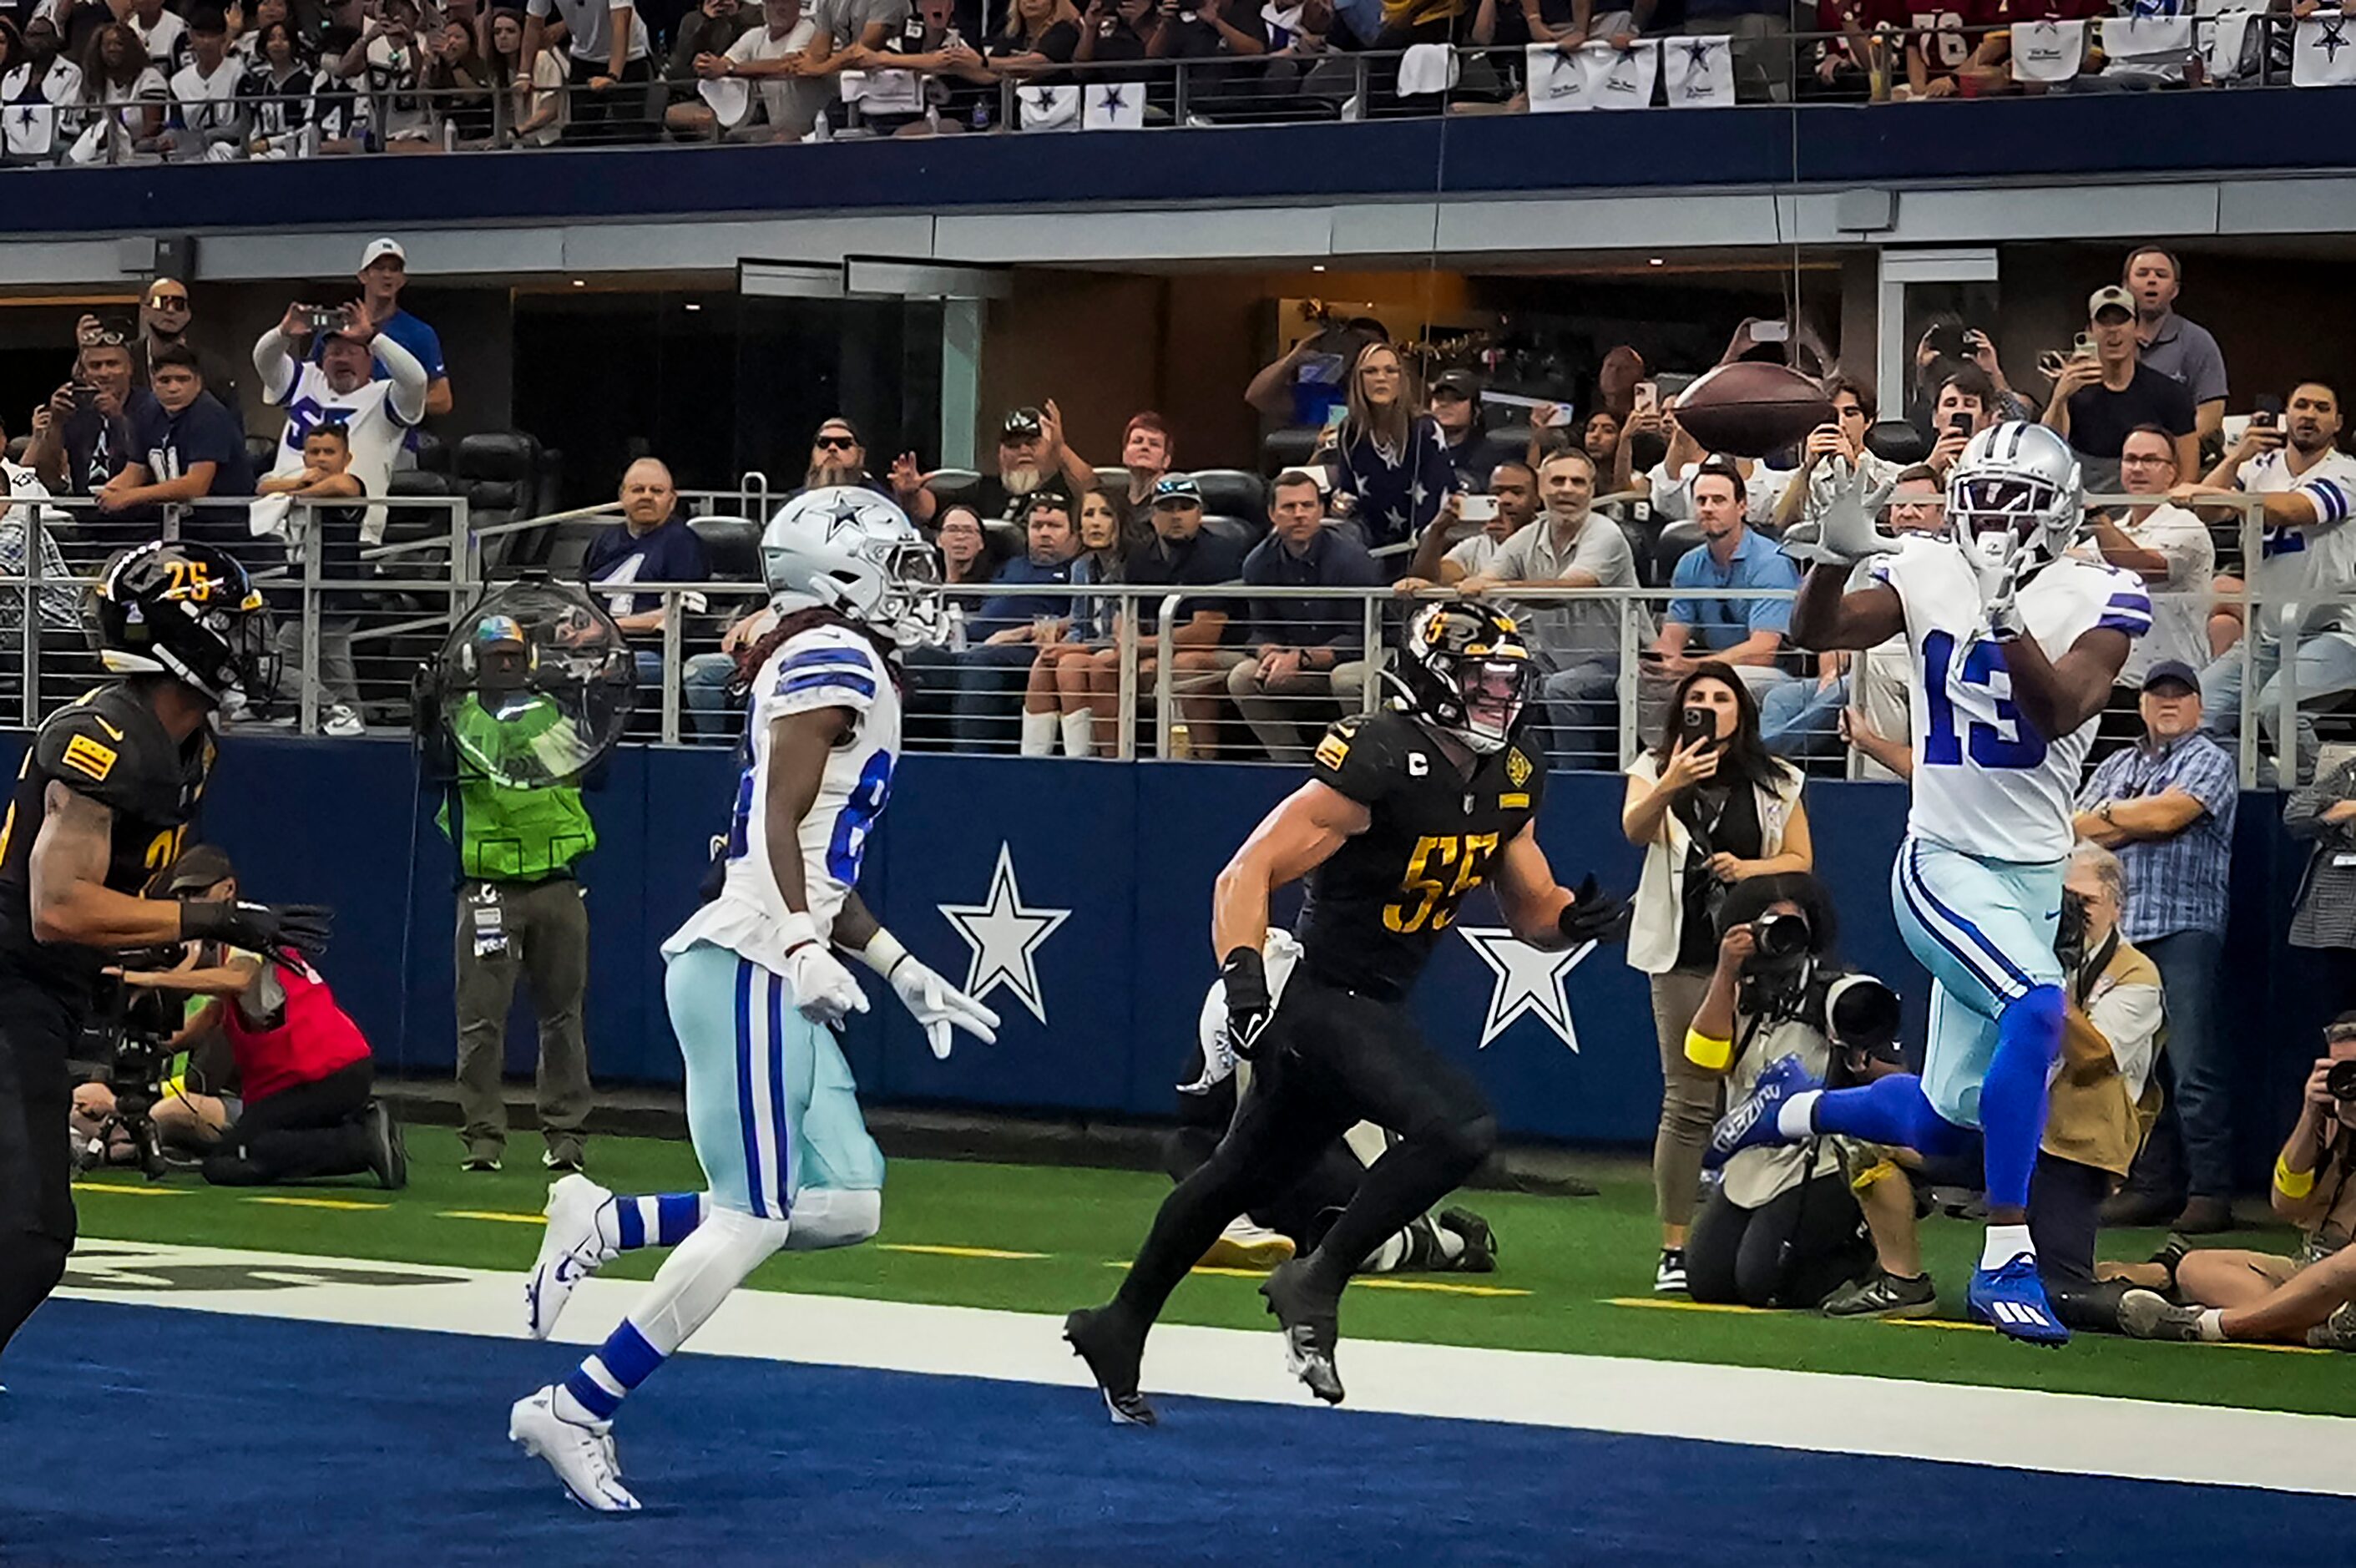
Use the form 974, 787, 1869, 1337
938, 842, 1071, 1025
1457, 928, 1594, 1051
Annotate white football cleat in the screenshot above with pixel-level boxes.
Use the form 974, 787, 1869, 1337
509, 1387, 640, 1513
526, 1173, 615, 1340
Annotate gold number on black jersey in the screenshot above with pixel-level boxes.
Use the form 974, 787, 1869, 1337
144, 825, 189, 873
1384, 832, 1499, 934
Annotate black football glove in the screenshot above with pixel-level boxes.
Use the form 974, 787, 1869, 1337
1219, 945, 1275, 1060
181, 899, 335, 962
1556, 875, 1631, 948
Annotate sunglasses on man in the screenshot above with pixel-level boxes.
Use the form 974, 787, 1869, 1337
814, 433, 857, 452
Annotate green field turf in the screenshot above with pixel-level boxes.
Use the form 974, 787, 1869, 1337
68, 1126, 2356, 1419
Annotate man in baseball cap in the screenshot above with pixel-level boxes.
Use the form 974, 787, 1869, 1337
2039, 281, 2198, 482
350, 236, 452, 418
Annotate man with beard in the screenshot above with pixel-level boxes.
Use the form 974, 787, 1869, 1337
799, 417, 889, 498
901, 404, 1096, 524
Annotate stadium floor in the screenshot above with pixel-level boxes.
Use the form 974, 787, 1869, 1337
9, 1124, 2356, 1563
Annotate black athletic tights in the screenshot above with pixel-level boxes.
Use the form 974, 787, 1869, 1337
0, 976, 78, 1368
1116, 975, 1496, 1321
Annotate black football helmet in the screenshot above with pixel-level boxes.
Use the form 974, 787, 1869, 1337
1392, 601, 1534, 755
92, 541, 276, 710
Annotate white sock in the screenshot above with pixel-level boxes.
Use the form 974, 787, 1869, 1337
1433, 1224, 1466, 1263
1980, 1222, 2035, 1270
1060, 708, 1095, 756
1019, 709, 1057, 756
1363, 1232, 1409, 1273
1776, 1089, 1821, 1140
2197, 1308, 2227, 1343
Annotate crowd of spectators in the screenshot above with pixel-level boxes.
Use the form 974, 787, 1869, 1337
0, 0, 2337, 164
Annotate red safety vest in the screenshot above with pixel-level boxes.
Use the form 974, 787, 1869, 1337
222, 954, 371, 1103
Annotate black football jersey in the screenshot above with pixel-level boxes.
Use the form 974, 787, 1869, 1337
1292, 709, 1548, 1003
0, 683, 215, 1007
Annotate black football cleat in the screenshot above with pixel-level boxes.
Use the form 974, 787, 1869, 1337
1438, 1207, 1498, 1273
1260, 1259, 1345, 1406
1064, 1307, 1157, 1427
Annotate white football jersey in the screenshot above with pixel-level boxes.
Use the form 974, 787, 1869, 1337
1872, 535, 2148, 863
663, 622, 902, 977
251, 362, 417, 543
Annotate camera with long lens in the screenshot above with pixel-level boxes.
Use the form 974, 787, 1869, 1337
72, 961, 183, 1181
2327, 1060, 2356, 1103
2054, 888, 2092, 975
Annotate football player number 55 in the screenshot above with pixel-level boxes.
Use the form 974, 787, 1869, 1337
1386, 832, 1499, 934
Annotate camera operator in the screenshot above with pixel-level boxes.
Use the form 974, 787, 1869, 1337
122, 846, 403, 1191
2114, 1014, 2356, 1350
1682, 873, 1908, 1312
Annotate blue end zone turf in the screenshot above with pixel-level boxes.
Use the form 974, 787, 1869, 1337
3, 1299, 2348, 1565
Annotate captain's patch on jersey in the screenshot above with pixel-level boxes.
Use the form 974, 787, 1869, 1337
60, 733, 118, 782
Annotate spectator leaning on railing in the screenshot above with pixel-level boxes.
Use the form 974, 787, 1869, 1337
2074, 660, 2237, 1233
333, 0, 436, 147
489, 8, 571, 144
2189, 381, 2356, 780
2082, 424, 2214, 684
2124, 244, 2229, 447
252, 298, 430, 547
1458, 448, 1635, 771
3, 18, 81, 164
694, 0, 828, 139
523, 0, 655, 140
0, 420, 76, 655
70, 23, 165, 162
1225, 468, 1382, 762
954, 489, 1081, 753
1622, 662, 1812, 1293
1079, 473, 1247, 756
584, 457, 710, 695
99, 343, 257, 553
164, 6, 246, 159
26, 319, 149, 498
1648, 459, 1800, 698
256, 419, 370, 736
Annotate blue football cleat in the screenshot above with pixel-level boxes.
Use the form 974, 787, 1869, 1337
1705, 1055, 1819, 1170
1969, 1254, 2070, 1347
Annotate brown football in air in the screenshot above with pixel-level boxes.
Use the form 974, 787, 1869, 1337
1672, 362, 1837, 458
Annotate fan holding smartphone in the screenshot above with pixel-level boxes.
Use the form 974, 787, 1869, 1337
1620, 664, 1814, 1295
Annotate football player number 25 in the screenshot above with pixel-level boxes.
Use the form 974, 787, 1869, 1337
1386, 832, 1499, 934
1920, 630, 2047, 771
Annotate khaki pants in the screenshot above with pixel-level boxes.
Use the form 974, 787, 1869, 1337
1649, 969, 1722, 1229
455, 876, 592, 1161
1226, 657, 1378, 763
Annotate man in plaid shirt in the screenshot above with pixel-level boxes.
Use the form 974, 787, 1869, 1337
0, 422, 78, 642
2075, 659, 2239, 1232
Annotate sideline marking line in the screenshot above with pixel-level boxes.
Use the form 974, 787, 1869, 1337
52, 1237, 2356, 1500
441, 1209, 551, 1225
71, 1182, 184, 1197
878, 1243, 1049, 1260
245, 1196, 391, 1211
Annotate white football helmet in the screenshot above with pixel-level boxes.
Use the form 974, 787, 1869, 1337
1945, 421, 2084, 595
758, 485, 948, 648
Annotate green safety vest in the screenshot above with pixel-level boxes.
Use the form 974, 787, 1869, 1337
434, 694, 599, 881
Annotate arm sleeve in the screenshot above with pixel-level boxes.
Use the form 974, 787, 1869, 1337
253, 326, 297, 404
1309, 713, 1396, 809
371, 331, 430, 427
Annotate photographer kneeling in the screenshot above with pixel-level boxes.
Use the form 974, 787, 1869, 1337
1684, 874, 1917, 1312
118, 847, 405, 1190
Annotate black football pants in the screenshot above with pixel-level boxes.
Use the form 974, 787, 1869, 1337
200, 1060, 377, 1186
0, 974, 81, 1366
1115, 974, 1497, 1323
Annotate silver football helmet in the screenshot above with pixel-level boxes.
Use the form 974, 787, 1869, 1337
1945, 421, 2084, 595
758, 485, 948, 648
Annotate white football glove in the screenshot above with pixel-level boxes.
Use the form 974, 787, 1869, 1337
780, 912, 868, 1026
856, 930, 999, 1060
1780, 466, 1895, 570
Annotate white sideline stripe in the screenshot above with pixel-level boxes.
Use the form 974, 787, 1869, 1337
55, 1238, 2356, 1500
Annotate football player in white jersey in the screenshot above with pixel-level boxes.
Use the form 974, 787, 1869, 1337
1711, 422, 2146, 1345
507, 487, 999, 1511
249, 301, 428, 542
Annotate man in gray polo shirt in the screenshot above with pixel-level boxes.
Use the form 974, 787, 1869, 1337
2125, 244, 2228, 445
523, 0, 655, 139
1458, 447, 1636, 769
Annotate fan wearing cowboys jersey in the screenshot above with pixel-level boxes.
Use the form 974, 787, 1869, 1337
1065, 602, 1628, 1422
250, 299, 428, 543
0, 541, 330, 1373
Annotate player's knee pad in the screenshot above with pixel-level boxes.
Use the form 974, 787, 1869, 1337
628, 1204, 791, 1354
784, 1187, 881, 1252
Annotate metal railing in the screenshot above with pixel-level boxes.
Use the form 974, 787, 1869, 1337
3, 486, 2328, 785
8, 13, 2319, 170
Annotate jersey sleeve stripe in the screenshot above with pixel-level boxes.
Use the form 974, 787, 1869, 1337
2301, 478, 2351, 524
776, 670, 878, 701
2104, 591, 2151, 611
778, 647, 874, 675
2096, 614, 2151, 635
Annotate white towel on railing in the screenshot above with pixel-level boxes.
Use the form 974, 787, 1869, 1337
1018, 83, 1081, 129
2202, 7, 2262, 78
696, 74, 752, 129
2010, 18, 2086, 81
841, 68, 927, 114
1590, 39, 1660, 108
1527, 40, 1659, 109
1397, 41, 1459, 94
1084, 82, 1146, 129
2294, 12, 2356, 85
1525, 42, 1595, 109
2099, 14, 2192, 78
1661, 35, 1735, 104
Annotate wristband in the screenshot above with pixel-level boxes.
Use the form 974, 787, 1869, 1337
852, 927, 912, 979
2276, 1155, 2317, 1201
778, 908, 821, 958
1683, 1026, 1733, 1071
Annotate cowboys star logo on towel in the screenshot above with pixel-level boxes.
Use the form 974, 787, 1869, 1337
1018, 84, 1081, 130
2294, 13, 2356, 85
1662, 34, 1734, 104
1084, 83, 1144, 129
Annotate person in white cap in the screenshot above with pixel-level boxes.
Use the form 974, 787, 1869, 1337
351, 237, 452, 418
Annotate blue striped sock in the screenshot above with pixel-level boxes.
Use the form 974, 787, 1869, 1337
557, 1319, 666, 1424
608, 1194, 712, 1252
